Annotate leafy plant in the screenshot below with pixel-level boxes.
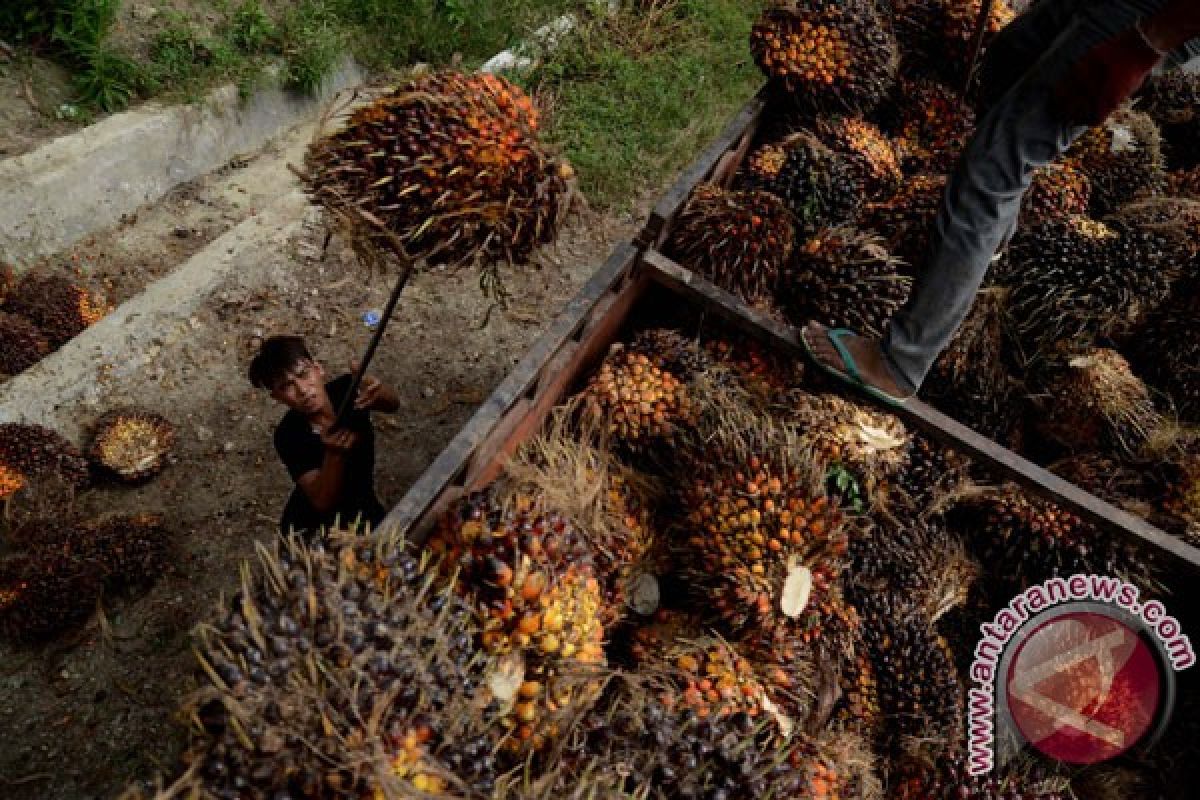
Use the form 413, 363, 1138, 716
71, 44, 146, 111
228, 0, 278, 53
827, 463, 865, 514
280, 0, 345, 93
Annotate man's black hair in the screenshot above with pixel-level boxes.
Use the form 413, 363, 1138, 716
248, 335, 312, 390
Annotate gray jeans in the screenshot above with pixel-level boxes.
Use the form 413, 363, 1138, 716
882, 0, 1195, 393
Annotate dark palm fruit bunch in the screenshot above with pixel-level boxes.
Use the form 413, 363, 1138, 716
783, 390, 910, 494
1125, 283, 1200, 424
3, 269, 109, 349
73, 513, 172, 590
0, 422, 90, 491
579, 344, 697, 457
1005, 215, 1178, 354
188, 529, 497, 799
834, 648, 881, 738
1023, 163, 1093, 223
0, 552, 102, 642
664, 183, 796, 303
894, 432, 970, 509
704, 335, 806, 398
676, 450, 848, 638
1064, 110, 1166, 215
924, 289, 1018, 444
1036, 348, 1162, 457
1105, 197, 1200, 279
1136, 70, 1200, 170
1166, 165, 1200, 198
937, 0, 1016, 83
87, 409, 176, 483
0, 311, 50, 376
852, 590, 963, 742
750, 0, 898, 115
743, 132, 861, 236
892, 753, 1068, 800
885, 77, 977, 174
816, 115, 902, 198
303, 70, 572, 269
883, 0, 944, 69
427, 490, 607, 755
860, 173, 946, 272
780, 226, 911, 339
629, 328, 713, 382
0, 261, 13, 305
959, 489, 1137, 595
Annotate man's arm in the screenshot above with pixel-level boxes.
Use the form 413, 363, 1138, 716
1142, 0, 1200, 55
354, 373, 401, 413
295, 428, 359, 513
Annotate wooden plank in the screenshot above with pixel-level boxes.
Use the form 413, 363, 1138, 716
711, 128, 757, 189
636, 88, 768, 251
379, 242, 640, 543
640, 248, 1200, 573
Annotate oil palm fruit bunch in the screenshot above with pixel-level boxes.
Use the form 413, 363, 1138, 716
957, 488, 1140, 594
0, 261, 13, 305
656, 638, 774, 724
2, 269, 109, 348
675, 434, 848, 639
0, 311, 49, 375
1105, 197, 1200, 277
1124, 280, 1200, 424
0, 552, 101, 642
1035, 347, 1162, 457
894, 432, 970, 509
923, 288, 1018, 444
1166, 165, 1200, 198
739, 132, 860, 236
72, 513, 171, 591
187, 528, 497, 799
750, 0, 898, 115
833, 648, 881, 737
629, 328, 713, 382
1137, 71, 1200, 170
1064, 110, 1165, 215
937, 0, 1016, 83
580, 344, 697, 458
884, 0, 943, 68
0, 463, 25, 501
1005, 215, 1176, 354
1023, 163, 1093, 222
0, 422, 89, 492
780, 227, 911, 338
860, 173, 946, 272
87, 408, 175, 483
703, 334, 806, 399
852, 590, 963, 742
816, 115, 902, 198
664, 184, 796, 303
886, 77, 976, 173
891, 752, 1069, 800
302, 70, 572, 271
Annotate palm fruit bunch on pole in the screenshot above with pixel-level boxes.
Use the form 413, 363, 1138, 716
891, 751, 1070, 800
936, 0, 1016, 84
750, 0, 898, 115
579, 343, 697, 460
86, 409, 176, 484
0, 552, 101, 642
1035, 348, 1163, 457
1022, 163, 1093, 223
0, 311, 49, 376
0, 422, 90, 496
739, 132, 860, 236
860, 173, 946, 272
1137, 71, 1200, 170
954, 487, 1150, 597
1125, 284, 1200, 424
1064, 110, 1165, 215
1004, 214, 1178, 355
427, 489, 608, 756
816, 115, 903, 199
663, 183, 796, 303
923, 288, 1019, 445
780, 227, 911, 338
186, 528, 498, 799
2, 269, 109, 349
883, 77, 977, 174
302, 70, 572, 279
850, 589, 963, 743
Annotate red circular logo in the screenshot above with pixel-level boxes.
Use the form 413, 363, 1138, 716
1006, 611, 1162, 764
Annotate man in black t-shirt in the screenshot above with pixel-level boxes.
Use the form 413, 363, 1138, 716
248, 335, 400, 536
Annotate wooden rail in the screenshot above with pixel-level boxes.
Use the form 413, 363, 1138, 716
640, 248, 1200, 573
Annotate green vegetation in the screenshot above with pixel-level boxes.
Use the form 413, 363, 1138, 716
516, 0, 764, 207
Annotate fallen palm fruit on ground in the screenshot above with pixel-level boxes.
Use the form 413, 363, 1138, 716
87, 408, 176, 483
1, 268, 110, 349
0, 310, 50, 376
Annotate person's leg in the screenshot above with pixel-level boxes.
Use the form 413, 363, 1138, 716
979, 0, 1084, 110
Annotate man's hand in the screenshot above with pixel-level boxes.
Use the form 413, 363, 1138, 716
1055, 26, 1164, 126
321, 427, 359, 456
351, 360, 401, 412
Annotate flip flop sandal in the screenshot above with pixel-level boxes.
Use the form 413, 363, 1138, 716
800, 326, 914, 409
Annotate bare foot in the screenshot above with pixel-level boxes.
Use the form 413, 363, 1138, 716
801, 322, 912, 399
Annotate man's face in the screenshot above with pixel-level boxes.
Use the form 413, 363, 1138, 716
268, 359, 328, 415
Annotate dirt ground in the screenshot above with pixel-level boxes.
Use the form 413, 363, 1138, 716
0, 168, 652, 798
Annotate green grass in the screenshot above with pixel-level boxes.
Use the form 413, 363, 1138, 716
517, 0, 765, 208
